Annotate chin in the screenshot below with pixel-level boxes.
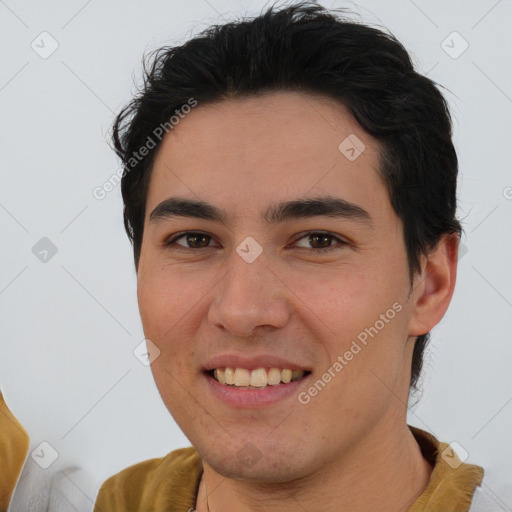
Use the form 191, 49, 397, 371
199, 439, 316, 484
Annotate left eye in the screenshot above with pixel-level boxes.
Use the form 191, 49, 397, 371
164, 231, 346, 252
293, 232, 346, 251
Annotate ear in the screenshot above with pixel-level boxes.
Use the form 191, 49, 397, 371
408, 233, 460, 336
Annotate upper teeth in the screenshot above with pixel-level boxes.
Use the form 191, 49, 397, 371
213, 368, 306, 387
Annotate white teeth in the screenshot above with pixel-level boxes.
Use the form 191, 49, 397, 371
267, 367, 281, 385
250, 368, 267, 387
224, 367, 234, 385
234, 368, 250, 386
214, 368, 226, 385
281, 369, 292, 383
211, 367, 307, 387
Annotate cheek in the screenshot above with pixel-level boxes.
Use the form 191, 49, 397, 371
137, 276, 164, 337
137, 265, 195, 337
288, 264, 383, 334
291, 264, 409, 378
137, 266, 207, 384
138, 270, 198, 408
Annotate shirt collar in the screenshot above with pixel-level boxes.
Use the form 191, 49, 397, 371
408, 425, 484, 511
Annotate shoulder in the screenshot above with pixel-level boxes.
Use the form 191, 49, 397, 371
0, 390, 30, 511
99, 446, 200, 487
93, 447, 202, 512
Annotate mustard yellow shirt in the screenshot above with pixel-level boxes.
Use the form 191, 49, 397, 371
0, 391, 30, 512
94, 425, 484, 512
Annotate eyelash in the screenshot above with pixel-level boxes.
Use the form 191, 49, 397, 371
163, 231, 348, 254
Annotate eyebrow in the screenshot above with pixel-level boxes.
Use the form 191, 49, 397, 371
149, 196, 374, 229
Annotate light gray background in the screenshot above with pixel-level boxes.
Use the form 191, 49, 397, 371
1, 0, 511, 508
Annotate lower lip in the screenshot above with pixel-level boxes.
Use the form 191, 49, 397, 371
203, 372, 311, 408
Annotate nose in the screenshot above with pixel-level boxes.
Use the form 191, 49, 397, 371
207, 250, 290, 337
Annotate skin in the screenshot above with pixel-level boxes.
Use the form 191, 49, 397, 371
136, 91, 459, 511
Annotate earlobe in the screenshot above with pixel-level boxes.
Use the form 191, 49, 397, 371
408, 233, 459, 337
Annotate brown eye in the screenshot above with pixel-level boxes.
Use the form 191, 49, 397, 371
165, 232, 215, 250
163, 230, 347, 253
293, 232, 346, 252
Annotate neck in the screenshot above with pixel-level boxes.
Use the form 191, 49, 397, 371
196, 420, 433, 512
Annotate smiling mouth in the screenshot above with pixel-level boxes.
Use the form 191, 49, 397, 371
206, 367, 312, 389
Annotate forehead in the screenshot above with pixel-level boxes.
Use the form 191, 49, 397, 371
147, 91, 387, 221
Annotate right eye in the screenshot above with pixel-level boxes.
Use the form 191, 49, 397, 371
164, 231, 218, 251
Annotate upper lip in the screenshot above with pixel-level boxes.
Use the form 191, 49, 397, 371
202, 354, 311, 372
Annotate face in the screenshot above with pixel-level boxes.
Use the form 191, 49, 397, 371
137, 91, 422, 482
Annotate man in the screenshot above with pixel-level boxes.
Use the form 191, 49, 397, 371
93, 2, 508, 510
